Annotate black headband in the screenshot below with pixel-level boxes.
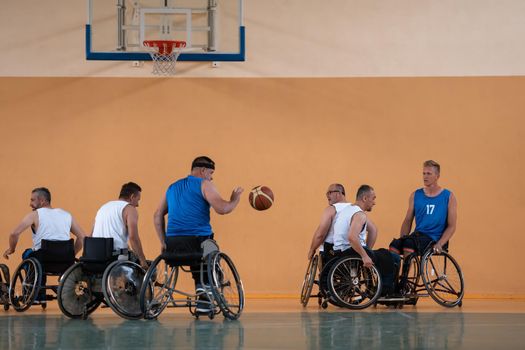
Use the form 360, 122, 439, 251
192, 162, 215, 170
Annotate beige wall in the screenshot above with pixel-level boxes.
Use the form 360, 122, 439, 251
1, 76, 524, 297
2, 0, 525, 77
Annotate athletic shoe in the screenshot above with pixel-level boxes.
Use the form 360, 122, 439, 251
195, 287, 212, 314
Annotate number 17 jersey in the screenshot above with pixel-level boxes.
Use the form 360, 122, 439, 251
414, 188, 451, 241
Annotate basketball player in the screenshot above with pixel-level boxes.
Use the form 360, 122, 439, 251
332, 185, 377, 267
389, 160, 457, 257
3, 187, 86, 260
3, 187, 86, 304
307, 183, 351, 265
91, 182, 148, 269
153, 156, 243, 313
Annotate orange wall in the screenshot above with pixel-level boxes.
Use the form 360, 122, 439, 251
1, 77, 524, 297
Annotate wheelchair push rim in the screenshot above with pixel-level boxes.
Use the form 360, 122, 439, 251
57, 263, 101, 319
102, 260, 146, 320
139, 256, 178, 319
9, 258, 41, 312
328, 256, 382, 310
421, 250, 464, 307
300, 254, 319, 307
207, 251, 244, 320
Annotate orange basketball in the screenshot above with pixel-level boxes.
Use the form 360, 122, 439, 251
249, 185, 274, 211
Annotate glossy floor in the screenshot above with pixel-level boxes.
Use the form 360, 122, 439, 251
1, 299, 525, 349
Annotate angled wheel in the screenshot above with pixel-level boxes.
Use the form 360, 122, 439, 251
328, 256, 382, 309
300, 254, 319, 306
9, 258, 41, 312
58, 263, 101, 319
102, 260, 146, 320
139, 256, 178, 319
421, 250, 464, 307
207, 251, 244, 320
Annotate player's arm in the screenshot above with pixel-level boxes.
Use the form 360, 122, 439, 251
400, 192, 415, 237
365, 218, 378, 249
153, 196, 168, 252
434, 192, 457, 253
3, 212, 36, 259
202, 180, 244, 215
307, 206, 336, 259
124, 205, 148, 269
348, 212, 373, 267
70, 216, 86, 255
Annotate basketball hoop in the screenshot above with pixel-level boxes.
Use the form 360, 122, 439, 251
143, 40, 186, 76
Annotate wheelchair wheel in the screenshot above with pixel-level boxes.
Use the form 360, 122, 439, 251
58, 263, 101, 319
102, 260, 146, 320
207, 251, 244, 320
327, 256, 382, 309
9, 258, 41, 312
139, 256, 178, 319
421, 250, 464, 307
300, 254, 319, 306
399, 254, 420, 305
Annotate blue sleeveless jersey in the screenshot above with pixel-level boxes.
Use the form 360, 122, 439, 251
414, 188, 451, 241
166, 176, 212, 237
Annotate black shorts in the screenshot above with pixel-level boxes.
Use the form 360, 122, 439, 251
389, 232, 435, 255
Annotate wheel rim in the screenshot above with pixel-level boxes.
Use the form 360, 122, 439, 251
209, 252, 244, 319
10, 259, 40, 310
140, 257, 176, 318
329, 257, 381, 309
300, 255, 318, 306
400, 255, 420, 296
104, 261, 145, 318
422, 252, 464, 306
58, 264, 97, 317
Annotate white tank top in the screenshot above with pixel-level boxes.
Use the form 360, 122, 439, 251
320, 202, 352, 252
34, 208, 72, 250
92, 200, 129, 250
333, 205, 368, 251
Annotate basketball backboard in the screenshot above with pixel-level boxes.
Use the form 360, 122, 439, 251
86, 0, 245, 61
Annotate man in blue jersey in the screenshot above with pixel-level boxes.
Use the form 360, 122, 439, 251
389, 160, 458, 257
153, 156, 243, 313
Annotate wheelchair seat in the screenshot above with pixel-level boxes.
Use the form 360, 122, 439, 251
80, 237, 116, 273
38, 239, 76, 274
161, 236, 205, 266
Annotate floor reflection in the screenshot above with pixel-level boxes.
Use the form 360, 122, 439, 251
2, 311, 525, 349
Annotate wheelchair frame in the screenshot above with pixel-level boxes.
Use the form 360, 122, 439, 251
0, 264, 10, 311
57, 237, 147, 320
383, 247, 465, 308
139, 239, 244, 320
8, 240, 76, 312
301, 252, 383, 310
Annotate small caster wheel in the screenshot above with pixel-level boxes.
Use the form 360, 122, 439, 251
318, 298, 322, 306
4, 304, 9, 311
321, 301, 328, 309
208, 312, 214, 320
458, 301, 463, 307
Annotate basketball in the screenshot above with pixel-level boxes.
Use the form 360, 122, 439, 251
249, 185, 274, 211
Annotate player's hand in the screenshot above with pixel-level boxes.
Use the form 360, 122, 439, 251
433, 242, 443, 254
3, 248, 14, 260
140, 259, 149, 270
160, 241, 167, 253
230, 187, 244, 202
362, 255, 374, 268
307, 249, 315, 260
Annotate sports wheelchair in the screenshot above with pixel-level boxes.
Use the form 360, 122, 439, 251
301, 248, 383, 310
1, 263, 10, 310
139, 236, 244, 320
57, 237, 147, 319
8, 239, 76, 311
377, 238, 465, 308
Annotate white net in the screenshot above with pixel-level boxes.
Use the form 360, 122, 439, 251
147, 51, 181, 76
144, 40, 186, 76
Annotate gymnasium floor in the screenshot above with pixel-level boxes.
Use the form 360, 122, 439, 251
1, 299, 525, 349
